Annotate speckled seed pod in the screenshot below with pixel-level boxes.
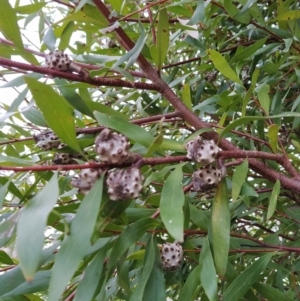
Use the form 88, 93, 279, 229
71, 166, 102, 194
106, 167, 143, 201
192, 166, 223, 192
45, 50, 71, 71
33, 130, 60, 151
185, 136, 219, 165
160, 242, 183, 271
52, 144, 84, 165
95, 128, 131, 164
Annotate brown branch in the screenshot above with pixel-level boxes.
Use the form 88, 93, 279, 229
0, 57, 159, 91
0, 40, 147, 78
0, 156, 189, 172
219, 150, 300, 179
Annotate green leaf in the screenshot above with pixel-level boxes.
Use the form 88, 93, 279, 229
58, 21, 74, 50
211, 179, 230, 277
43, 27, 56, 51
142, 236, 166, 301
0, 211, 19, 248
223, 0, 251, 23
54, 78, 93, 117
15, 3, 46, 14
182, 84, 192, 110
0, 243, 58, 296
0, 0, 38, 64
2, 271, 50, 296
189, 203, 209, 230
253, 283, 295, 301
207, 49, 243, 85
156, 8, 169, 69
112, 23, 147, 69
16, 173, 59, 281
87, 100, 126, 119
108, 218, 160, 271
219, 112, 300, 139
267, 124, 279, 153
230, 38, 267, 63
232, 160, 248, 201
222, 253, 274, 301
129, 235, 155, 301
0, 250, 14, 265
94, 112, 154, 147
22, 105, 48, 127
0, 180, 10, 210
258, 84, 270, 115
73, 245, 108, 301
187, 0, 205, 25
160, 165, 184, 242
99, 195, 132, 221
178, 265, 201, 301
48, 176, 104, 301
277, 10, 300, 21
25, 77, 82, 154
199, 237, 217, 301
0, 154, 33, 166
267, 180, 280, 220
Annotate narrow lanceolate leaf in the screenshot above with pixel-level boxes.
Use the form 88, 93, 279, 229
211, 179, 230, 277
48, 176, 104, 301
187, 0, 205, 25
25, 77, 82, 154
156, 8, 169, 69
142, 236, 166, 301
230, 38, 267, 63
207, 49, 243, 85
182, 84, 192, 110
0, 180, 10, 210
160, 165, 185, 242
253, 283, 295, 301
108, 218, 160, 272
277, 10, 300, 21
222, 253, 274, 301
0, 0, 38, 64
16, 173, 59, 281
0, 243, 59, 296
232, 160, 248, 201
0, 0, 15, 37
219, 113, 300, 139
112, 23, 146, 69
267, 180, 280, 220
94, 112, 154, 147
73, 245, 108, 301
267, 124, 279, 153
178, 265, 201, 301
199, 237, 217, 301
129, 235, 155, 301
2, 270, 51, 296
258, 84, 270, 115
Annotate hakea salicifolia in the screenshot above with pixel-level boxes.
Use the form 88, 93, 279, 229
185, 136, 219, 165
33, 130, 60, 151
44, 50, 89, 79
160, 241, 183, 271
70, 164, 103, 194
94, 128, 132, 164
52, 143, 85, 165
70, 128, 144, 200
185, 136, 226, 191
192, 166, 225, 192
106, 167, 144, 201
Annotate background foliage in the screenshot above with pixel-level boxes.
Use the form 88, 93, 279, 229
1, 0, 300, 300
